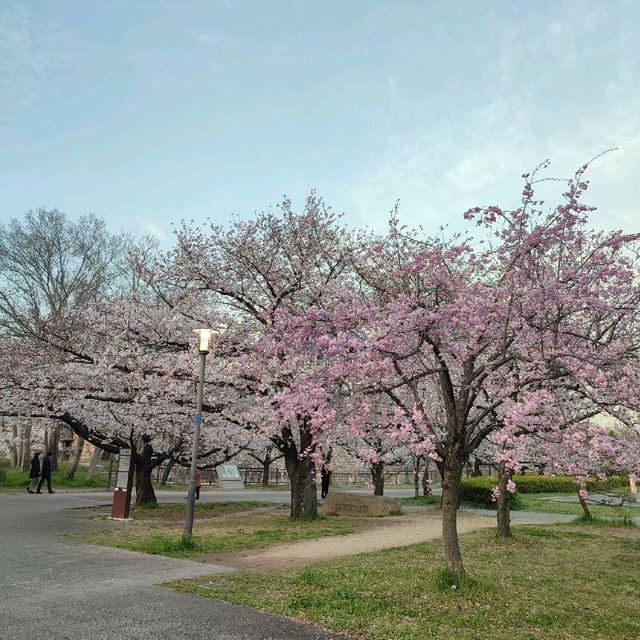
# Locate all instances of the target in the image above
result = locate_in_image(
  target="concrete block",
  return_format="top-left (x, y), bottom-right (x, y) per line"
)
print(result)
top-left (323, 492), bottom-right (401, 516)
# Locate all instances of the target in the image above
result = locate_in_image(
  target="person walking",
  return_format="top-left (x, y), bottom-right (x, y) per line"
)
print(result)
top-left (195, 468), bottom-right (203, 500)
top-left (27, 452), bottom-right (41, 494)
top-left (36, 451), bottom-right (55, 494)
top-left (321, 466), bottom-right (331, 499)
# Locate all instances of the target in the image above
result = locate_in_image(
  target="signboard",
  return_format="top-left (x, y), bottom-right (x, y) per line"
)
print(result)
top-left (217, 464), bottom-right (243, 490)
top-left (218, 464), bottom-right (241, 481)
top-left (116, 449), bottom-right (132, 488)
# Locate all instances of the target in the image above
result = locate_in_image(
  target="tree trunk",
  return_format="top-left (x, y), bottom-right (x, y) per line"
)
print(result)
top-left (496, 461), bottom-right (512, 538)
top-left (65, 436), bottom-right (85, 481)
top-left (286, 453), bottom-right (317, 519)
top-left (422, 464), bottom-right (432, 496)
top-left (577, 488), bottom-right (592, 520)
top-left (441, 447), bottom-right (465, 577)
top-left (283, 421), bottom-right (318, 520)
top-left (20, 421), bottom-right (32, 472)
top-left (85, 446), bottom-right (102, 479)
top-left (50, 425), bottom-right (59, 472)
top-left (9, 421), bottom-right (18, 468)
top-left (160, 459), bottom-right (175, 486)
top-left (371, 461), bottom-right (385, 496)
top-left (135, 463), bottom-right (157, 506)
top-left (262, 458), bottom-right (272, 487)
top-left (414, 469), bottom-right (420, 497)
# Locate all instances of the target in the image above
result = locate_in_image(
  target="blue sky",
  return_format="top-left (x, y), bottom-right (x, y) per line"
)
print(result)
top-left (1, 0), bottom-right (638, 242)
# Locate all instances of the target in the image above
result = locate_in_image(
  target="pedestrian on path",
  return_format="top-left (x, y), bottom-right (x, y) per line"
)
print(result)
top-left (195, 468), bottom-right (203, 500)
top-left (321, 466), bottom-right (331, 499)
top-left (27, 452), bottom-right (41, 494)
top-left (37, 451), bottom-right (55, 494)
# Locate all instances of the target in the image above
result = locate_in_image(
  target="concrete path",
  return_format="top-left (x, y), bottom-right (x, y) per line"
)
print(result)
top-left (0, 491), bottom-right (352, 640)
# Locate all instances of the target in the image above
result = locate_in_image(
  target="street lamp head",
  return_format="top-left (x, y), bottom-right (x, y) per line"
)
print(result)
top-left (192, 328), bottom-right (219, 354)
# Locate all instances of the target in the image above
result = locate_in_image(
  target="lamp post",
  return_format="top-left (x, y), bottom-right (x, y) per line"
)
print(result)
top-left (183, 327), bottom-right (217, 540)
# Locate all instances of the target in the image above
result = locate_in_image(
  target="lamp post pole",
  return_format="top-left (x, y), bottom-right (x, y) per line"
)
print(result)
top-left (183, 348), bottom-right (207, 539)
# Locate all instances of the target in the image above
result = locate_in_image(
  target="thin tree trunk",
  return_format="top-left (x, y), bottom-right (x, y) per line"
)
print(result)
top-left (496, 461), bottom-right (512, 538)
top-left (50, 425), bottom-right (59, 472)
top-left (422, 464), bottom-right (432, 496)
top-left (160, 459), bottom-right (175, 486)
top-left (85, 446), bottom-right (102, 479)
top-left (65, 436), bottom-right (85, 481)
top-left (9, 421), bottom-right (18, 468)
top-left (441, 447), bottom-right (465, 577)
top-left (577, 487), bottom-right (592, 520)
top-left (414, 470), bottom-right (420, 497)
top-left (371, 461), bottom-right (385, 496)
top-left (21, 421), bottom-right (32, 472)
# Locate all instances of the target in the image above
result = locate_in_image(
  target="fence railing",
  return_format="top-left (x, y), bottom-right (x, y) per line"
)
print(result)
top-left (155, 463), bottom-right (497, 486)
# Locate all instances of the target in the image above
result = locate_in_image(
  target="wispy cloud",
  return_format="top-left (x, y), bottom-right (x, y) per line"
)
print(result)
top-left (0, 2), bottom-right (73, 125)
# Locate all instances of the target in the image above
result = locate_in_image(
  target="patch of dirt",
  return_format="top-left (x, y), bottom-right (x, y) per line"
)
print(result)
top-left (199, 510), bottom-right (497, 572)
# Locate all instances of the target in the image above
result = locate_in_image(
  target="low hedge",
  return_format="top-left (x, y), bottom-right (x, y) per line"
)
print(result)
top-left (460, 473), bottom-right (629, 507)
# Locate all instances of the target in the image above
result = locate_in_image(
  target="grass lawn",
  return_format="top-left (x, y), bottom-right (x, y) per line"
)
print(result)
top-left (69, 504), bottom-right (363, 558)
top-left (170, 524), bottom-right (640, 640)
top-left (513, 493), bottom-right (640, 519)
top-left (0, 465), bottom-right (108, 491)
top-left (129, 501), bottom-right (273, 519)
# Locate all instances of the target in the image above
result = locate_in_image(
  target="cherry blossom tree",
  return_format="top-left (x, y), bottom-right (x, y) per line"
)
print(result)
top-left (264, 161), bottom-right (640, 575)
top-left (140, 194), bottom-right (355, 518)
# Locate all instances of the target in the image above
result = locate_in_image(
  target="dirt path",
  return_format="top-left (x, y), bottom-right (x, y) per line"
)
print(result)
top-left (200, 510), bottom-right (498, 571)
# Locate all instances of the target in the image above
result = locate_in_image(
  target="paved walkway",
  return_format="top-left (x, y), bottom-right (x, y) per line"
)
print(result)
top-left (0, 491), bottom-right (352, 640)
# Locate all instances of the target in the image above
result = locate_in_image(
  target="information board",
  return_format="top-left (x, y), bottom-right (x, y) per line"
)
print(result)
top-left (218, 464), bottom-right (241, 481)
top-left (116, 449), bottom-right (132, 488)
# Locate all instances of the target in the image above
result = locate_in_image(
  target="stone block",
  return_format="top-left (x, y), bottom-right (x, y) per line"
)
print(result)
top-left (323, 491), bottom-right (402, 516)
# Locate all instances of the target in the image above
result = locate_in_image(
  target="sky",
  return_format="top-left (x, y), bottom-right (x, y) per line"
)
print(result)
top-left (1, 0), bottom-right (638, 243)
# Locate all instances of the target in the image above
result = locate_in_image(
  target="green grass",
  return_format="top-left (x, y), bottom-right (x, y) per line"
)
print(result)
top-left (513, 493), bottom-right (640, 519)
top-left (130, 501), bottom-right (272, 519)
top-left (69, 512), bottom-right (360, 558)
top-left (0, 464), bottom-right (108, 490)
top-left (572, 514), bottom-right (636, 528)
top-left (170, 525), bottom-right (640, 639)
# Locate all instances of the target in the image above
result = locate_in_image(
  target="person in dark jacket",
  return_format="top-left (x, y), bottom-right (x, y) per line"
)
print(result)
top-left (37, 451), bottom-right (55, 494)
top-left (321, 466), bottom-right (331, 499)
top-left (27, 452), bottom-right (41, 494)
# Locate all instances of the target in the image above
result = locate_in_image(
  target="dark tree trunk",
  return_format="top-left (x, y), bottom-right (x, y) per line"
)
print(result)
top-left (436, 459), bottom-right (446, 506)
top-left (414, 470), bottom-right (420, 497)
top-left (441, 446), bottom-right (465, 577)
top-left (283, 421), bottom-right (318, 520)
top-left (262, 458), bottom-right (272, 487)
top-left (371, 461), bottom-right (385, 496)
top-left (422, 464), bottom-right (432, 496)
top-left (20, 421), bottom-right (32, 472)
top-left (134, 442), bottom-right (158, 506)
top-left (496, 461), bottom-right (512, 538)
top-left (65, 436), bottom-right (85, 481)
top-left (472, 459), bottom-right (482, 476)
top-left (159, 459), bottom-right (175, 486)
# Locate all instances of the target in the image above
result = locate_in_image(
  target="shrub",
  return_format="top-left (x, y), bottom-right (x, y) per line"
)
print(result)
top-left (459, 476), bottom-right (523, 508)
top-left (461, 474), bottom-right (629, 504)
